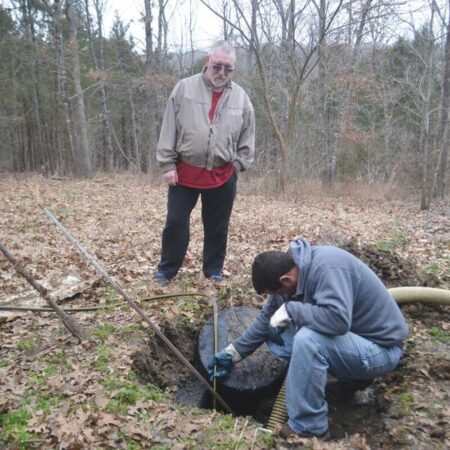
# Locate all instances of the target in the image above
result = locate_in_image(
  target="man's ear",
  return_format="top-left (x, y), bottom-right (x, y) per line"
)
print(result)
top-left (279, 267), bottom-right (299, 289)
top-left (279, 273), bottom-right (296, 288)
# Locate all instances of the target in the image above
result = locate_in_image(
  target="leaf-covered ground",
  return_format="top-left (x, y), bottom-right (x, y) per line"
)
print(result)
top-left (0, 174), bottom-right (449, 449)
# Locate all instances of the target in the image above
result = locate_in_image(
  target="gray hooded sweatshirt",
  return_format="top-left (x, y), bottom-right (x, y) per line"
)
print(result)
top-left (233, 238), bottom-right (409, 358)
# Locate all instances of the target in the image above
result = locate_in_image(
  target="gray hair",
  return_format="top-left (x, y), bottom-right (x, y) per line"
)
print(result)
top-left (209, 40), bottom-right (236, 59)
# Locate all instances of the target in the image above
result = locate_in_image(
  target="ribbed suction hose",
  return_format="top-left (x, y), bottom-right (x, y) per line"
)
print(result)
top-left (266, 286), bottom-right (450, 431)
top-left (389, 287), bottom-right (450, 305)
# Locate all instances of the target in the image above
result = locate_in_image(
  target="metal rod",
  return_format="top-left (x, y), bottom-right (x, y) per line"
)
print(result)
top-left (42, 206), bottom-right (234, 415)
top-left (212, 296), bottom-right (219, 410)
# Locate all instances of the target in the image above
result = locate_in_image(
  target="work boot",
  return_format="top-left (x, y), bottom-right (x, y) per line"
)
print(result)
top-left (207, 273), bottom-right (223, 282)
top-left (153, 271), bottom-right (170, 285)
top-left (274, 423), bottom-right (330, 441)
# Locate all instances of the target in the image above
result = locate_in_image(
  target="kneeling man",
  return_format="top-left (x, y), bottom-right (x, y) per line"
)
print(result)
top-left (209, 237), bottom-right (408, 438)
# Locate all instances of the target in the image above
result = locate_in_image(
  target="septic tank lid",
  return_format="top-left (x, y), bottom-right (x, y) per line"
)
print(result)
top-left (198, 306), bottom-right (288, 393)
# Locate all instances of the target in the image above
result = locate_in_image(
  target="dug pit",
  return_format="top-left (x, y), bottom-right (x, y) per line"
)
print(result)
top-left (131, 242), bottom-right (448, 446)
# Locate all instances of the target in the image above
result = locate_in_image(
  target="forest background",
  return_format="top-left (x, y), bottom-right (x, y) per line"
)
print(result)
top-left (1, 0), bottom-right (449, 210)
top-left (1, 2), bottom-right (450, 448)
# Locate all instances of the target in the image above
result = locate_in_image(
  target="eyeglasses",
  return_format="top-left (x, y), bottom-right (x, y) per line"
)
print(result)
top-left (212, 63), bottom-right (234, 75)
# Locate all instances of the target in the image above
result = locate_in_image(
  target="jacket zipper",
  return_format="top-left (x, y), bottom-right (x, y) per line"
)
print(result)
top-left (205, 87), bottom-right (230, 168)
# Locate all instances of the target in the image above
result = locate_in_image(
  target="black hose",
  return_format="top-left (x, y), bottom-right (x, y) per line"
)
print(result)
top-left (0, 292), bottom-right (209, 313)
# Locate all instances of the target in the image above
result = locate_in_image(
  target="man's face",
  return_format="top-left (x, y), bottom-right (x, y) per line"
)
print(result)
top-left (266, 285), bottom-right (296, 297)
top-left (264, 267), bottom-right (299, 297)
top-left (204, 49), bottom-right (235, 90)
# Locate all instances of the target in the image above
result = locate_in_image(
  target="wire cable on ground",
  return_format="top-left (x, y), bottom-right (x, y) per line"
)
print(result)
top-left (0, 293), bottom-right (209, 313)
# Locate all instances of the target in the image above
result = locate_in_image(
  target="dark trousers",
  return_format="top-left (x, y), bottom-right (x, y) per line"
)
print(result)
top-left (157, 172), bottom-right (237, 278)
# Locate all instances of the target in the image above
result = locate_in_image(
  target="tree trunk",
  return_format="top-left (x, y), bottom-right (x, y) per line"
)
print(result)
top-left (435, 4), bottom-right (450, 199)
top-left (318, 0), bottom-right (332, 187)
top-left (86, 0), bottom-right (115, 171)
top-left (330, 0), bottom-right (373, 186)
top-left (54, 0), bottom-right (79, 173)
top-left (20, 0), bottom-right (50, 171)
top-left (420, 9), bottom-right (436, 210)
top-left (67, 0), bottom-right (92, 177)
top-left (144, 0), bottom-right (154, 75)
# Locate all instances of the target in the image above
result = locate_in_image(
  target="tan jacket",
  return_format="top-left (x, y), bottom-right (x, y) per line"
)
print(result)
top-left (156, 72), bottom-right (255, 173)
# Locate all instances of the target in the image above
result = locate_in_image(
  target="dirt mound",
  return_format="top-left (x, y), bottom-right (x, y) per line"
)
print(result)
top-left (340, 241), bottom-right (440, 288)
top-left (341, 242), bottom-right (448, 324)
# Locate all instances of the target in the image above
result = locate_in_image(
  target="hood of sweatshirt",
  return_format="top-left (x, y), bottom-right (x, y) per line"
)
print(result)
top-left (288, 237), bottom-right (312, 297)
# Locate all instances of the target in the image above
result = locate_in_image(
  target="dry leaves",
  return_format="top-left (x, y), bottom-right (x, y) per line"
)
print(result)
top-left (0, 174), bottom-right (448, 449)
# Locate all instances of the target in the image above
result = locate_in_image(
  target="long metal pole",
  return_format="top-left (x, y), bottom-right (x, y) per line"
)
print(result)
top-left (43, 207), bottom-right (234, 415)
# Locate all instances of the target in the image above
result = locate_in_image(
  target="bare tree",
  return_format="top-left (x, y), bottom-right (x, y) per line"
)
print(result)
top-left (435, 0), bottom-right (450, 199)
top-left (85, 0), bottom-right (114, 170)
top-left (200, 0), bottom-right (344, 190)
top-left (17, 0), bottom-right (51, 171)
top-left (325, 0), bottom-right (376, 187)
top-left (54, 0), bottom-right (79, 173)
top-left (144, 0), bottom-right (154, 75)
top-left (67, 0), bottom-right (92, 177)
top-left (419, 19), bottom-right (436, 210)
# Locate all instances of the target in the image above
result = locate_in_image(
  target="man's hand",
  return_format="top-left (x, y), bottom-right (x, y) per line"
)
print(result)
top-left (163, 169), bottom-right (178, 186)
top-left (268, 303), bottom-right (291, 346)
top-left (207, 343), bottom-right (242, 380)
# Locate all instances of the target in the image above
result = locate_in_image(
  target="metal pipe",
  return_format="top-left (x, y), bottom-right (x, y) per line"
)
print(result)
top-left (42, 206), bottom-right (234, 415)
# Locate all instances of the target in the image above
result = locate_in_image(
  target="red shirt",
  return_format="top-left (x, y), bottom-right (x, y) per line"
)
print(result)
top-left (177, 90), bottom-right (235, 189)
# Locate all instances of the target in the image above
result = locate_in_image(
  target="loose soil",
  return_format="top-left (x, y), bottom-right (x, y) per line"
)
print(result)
top-left (0, 175), bottom-right (448, 449)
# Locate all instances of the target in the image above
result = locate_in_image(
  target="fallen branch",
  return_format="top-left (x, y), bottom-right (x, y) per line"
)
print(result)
top-left (42, 206), bottom-right (235, 415)
top-left (0, 242), bottom-right (89, 342)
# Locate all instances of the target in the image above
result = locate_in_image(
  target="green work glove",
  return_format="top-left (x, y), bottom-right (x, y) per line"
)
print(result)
top-left (207, 343), bottom-right (242, 380)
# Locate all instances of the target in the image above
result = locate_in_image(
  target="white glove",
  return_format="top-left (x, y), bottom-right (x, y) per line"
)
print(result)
top-left (269, 303), bottom-right (291, 328)
top-left (224, 343), bottom-right (243, 363)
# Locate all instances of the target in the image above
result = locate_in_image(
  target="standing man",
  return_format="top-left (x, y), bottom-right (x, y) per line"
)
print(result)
top-left (154, 41), bottom-right (255, 284)
top-left (209, 238), bottom-right (408, 438)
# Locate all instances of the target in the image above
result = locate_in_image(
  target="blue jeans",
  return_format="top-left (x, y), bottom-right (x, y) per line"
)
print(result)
top-left (268, 325), bottom-right (402, 436)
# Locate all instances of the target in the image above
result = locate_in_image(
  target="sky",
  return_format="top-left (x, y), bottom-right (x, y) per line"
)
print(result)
top-left (102, 0), bottom-right (448, 55)
top-left (103, 0), bottom-right (222, 52)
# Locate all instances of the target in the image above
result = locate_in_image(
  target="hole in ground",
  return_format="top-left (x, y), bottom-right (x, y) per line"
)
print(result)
top-left (131, 319), bottom-right (387, 444)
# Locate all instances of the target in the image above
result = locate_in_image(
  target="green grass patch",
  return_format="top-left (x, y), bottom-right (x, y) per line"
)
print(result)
top-left (105, 286), bottom-right (119, 302)
top-left (374, 227), bottom-right (407, 253)
top-left (0, 407), bottom-right (34, 449)
top-left (94, 324), bottom-right (118, 342)
top-left (27, 365), bottom-right (59, 388)
top-left (28, 352), bottom-right (73, 387)
top-left (119, 324), bottom-right (142, 337)
top-left (428, 326), bottom-right (449, 343)
top-left (17, 337), bottom-right (37, 352)
top-left (95, 344), bottom-right (113, 373)
top-left (399, 393), bottom-right (414, 414)
top-left (203, 415), bottom-right (248, 449)
top-left (0, 357), bottom-right (9, 368)
top-left (257, 429), bottom-right (274, 447)
top-left (102, 375), bottom-right (165, 415)
top-left (34, 393), bottom-right (66, 415)
top-left (423, 263), bottom-right (440, 274)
